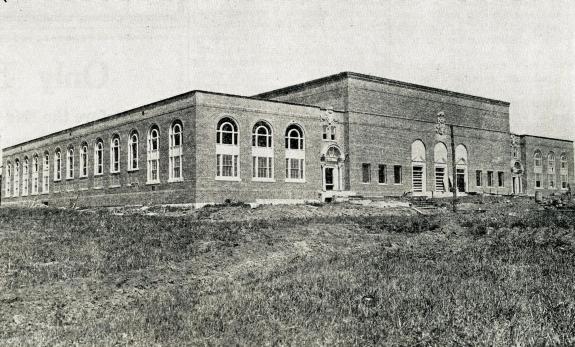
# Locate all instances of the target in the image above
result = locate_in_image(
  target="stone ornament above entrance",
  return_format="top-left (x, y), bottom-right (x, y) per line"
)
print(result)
top-left (321, 109), bottom-right (339, 125)
top-left (320, 144), bottom-right (344, 163)
top-left (435, 111), bottom-right (447, 135)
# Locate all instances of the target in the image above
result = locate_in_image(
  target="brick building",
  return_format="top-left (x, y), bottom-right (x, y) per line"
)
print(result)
top-left (1, 72), bottom-right (573, 207)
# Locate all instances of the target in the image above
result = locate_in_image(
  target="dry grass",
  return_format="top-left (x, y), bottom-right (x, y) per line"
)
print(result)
top-left (0, 200), bottom-right (574, 346)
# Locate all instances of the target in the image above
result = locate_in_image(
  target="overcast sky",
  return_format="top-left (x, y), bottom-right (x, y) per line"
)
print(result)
top-left (0, 0), bottom-right (573, 151)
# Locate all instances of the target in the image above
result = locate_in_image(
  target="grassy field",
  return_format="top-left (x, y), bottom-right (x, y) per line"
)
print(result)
top-left (1, 199), bottom-right (574, 346)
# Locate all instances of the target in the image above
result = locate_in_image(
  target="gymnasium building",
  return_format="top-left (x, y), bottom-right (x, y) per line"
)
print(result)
top-left (1, 72), bottom-right (573, 207)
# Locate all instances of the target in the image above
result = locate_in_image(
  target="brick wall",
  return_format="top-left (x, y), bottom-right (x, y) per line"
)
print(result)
top-left (520, 135), bottom-right (574, 196)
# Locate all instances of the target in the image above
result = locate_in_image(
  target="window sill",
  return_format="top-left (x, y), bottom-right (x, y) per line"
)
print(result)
top-left (54, 179), bottom-right (61, 182)
top-left (393, 183), bottom-right (403, 185)
top-left (110, 171), bottom-right (121, 175)
top-left (146, 181), bottom-right (161, 185)
top-left (79, 176), bottom-right (88, 180)
top-left (378, 183), bottom-right (388, 185)
top-left (66, 178), bottom-right (74, 181)
top-left (94, 173), bottom-right (103, 177)
top-left (109, 185), bottom-right (121, 189)
top-left (79, 188), bottom-right (89, 191)
top-left (215, 176), bottom-right (242, 182)
top-left (285, 178), bottom-right (306, 183)
top-left (93, 186), bottom-right (104, 190)
top-left (168, 178), bottom-right (184, 183)
top-left (127, 168), bottom-right (139, 172)
top-left (361, 182), bottom-right (371, 184)
top-left (252, 178), bottom-right (275, 183)
top-left (41, 192), bottom-right (49, 195)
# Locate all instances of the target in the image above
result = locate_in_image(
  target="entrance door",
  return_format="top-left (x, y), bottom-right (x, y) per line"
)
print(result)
top-left (456, 168), bottom-right (466, 192)
top-left (325, 167), bottom-right (334, 191)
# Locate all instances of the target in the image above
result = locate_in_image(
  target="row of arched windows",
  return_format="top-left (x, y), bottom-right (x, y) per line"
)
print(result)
top-left (4, 121), bottom-right (183, 198)
top-left (533, 150), bottom-right (569, 189)
top-left (215, 117), bottom-right (306, 181)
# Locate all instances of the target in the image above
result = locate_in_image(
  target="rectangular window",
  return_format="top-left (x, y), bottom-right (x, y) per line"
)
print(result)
top-left (216, 154), bottom-right (239, 178)
top-left (172, 156), bottom-right (181, 180)
top-left (435, 167), bottom-right (446, 192)
top-left (322, 125), bottom-right (328, 140)
top-left (548, 174), bottom-right (555, 189)
top-left (487, 171), bottom-right (494, 187)
top-left (394, 165), bottom-right (402, 184)
top-left (378, 164), bottom-right (387, 184)
top-left (285, 158), bottom-right (304, 180)
top-left (330, 126), bottom-right (336, 140)
top-left (476, 170), bottom-right (482, 187)
top-left (498, 172), bottom-right (504, 187)
top-left (362, 163), bottom-right (371, 183)
top-left (535, 173), bottom-right (542, 188)
top-left (253, 156), bottom-right (273, 179)
top-left (561, 174), bottom-right (568, 189)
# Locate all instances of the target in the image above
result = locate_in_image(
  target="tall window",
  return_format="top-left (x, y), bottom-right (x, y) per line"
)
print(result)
top-left (129, 131), bottom-right (139, 171)
top-left (378, 164), bottom-right (387, 184)
top-left (42, 152), bottom-right (50, 193)
top-left (216, 117), bottom-right (240, 180)
top-left (535, 173), bottom-right (542, 189)
top-left (14, 160), bottom-right (20, 196)
top-left (434, 143), bottom-right (448, 192)
top-left (548, 152), bottom-right (555, 189)
top-left (487, 171), bottom-right (494, 187)
top-left (5, 162), bottom-right (11, 197)
top-left (411, 140), bottom-right (426, 193)
top-left (94, 140), bottom-right (103, 175)
top-left (32, 155), bottom-right (39, 194)
top-left (393, 165), bottom-right (402, 184)
top-left (80, 144), bottom-right (88, 177)
top-left (476, 170), bottom-right (482, 187)
top-left (66, 147), bottom-right (74, 179)
top-left (169, 121), bottom-right (183, 181)
top-left (147, 125), bottom-right (160, 183)
top-left (534, 150), bottom-right (542, 169)
top-left (498, 172), bottom-right (504, 187)
top-left (285, 123), bottom-right (305, 181)
top-left (22, 157), bottom-right (29, 196)
top-left (110, 135), bottom-right (120, 173)
top-left (362, 163), bottom-right (371, 183)
top-left (560, 153), bottom-right (568, 189)
top-left (252, 121), bottom-right (273, 180)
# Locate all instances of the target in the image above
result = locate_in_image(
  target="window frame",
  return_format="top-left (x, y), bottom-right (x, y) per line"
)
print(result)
top-left (110, 136), bottom-right (121, 174)
top-left (128, 131), bottom-right (139, 171)
top-left (393, 165), bottom-right (402, 185)
top-left (54, 150), bottom-right (62, 181)
top-left (66, 147), bottom-right (75, 180)
top-left (94, 140), bottom-right (104, 176)
top-left (378, 164), bottom-right (387, 184)
top-left (362, 163), bottom-right (371, 183)
top-left (147, 125), bottom-right (161, 184)
top-left (285, 124), bottom-right (305, 183)
top-left (169, 121), bottom-right (184, 182)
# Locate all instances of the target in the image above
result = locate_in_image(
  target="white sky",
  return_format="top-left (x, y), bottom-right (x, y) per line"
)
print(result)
top-left (0, 0), bottom-right (574, 152)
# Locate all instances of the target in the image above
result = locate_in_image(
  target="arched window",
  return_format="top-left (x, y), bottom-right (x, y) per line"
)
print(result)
top-left (455, 144), bottom-right (468, 193)
top-left (169, 121), bottom-right (183, 181)
top-left (216, 117), bottom-right (238, 145)
top-left (54, 149), bottom-right (62, 181)
top-left (434, 143), bottom-right (448, 192)
top-left (14, 159), bottom-right (20, 196)
top-left (285, 124), bottom-right (304, 150)
top-left (147, 125), bottom-right (160, 183)
top-left (22, 157), bottom-right (29, 196)
top-left (80, 143), bottom-right (88, 177)
top-left (42, 152), bottom-right (50, 193)
top-left (128, 131), bottom-right (139, 171)
top-left (252, 121), bottom-right (274, 180)
top-left (548, 152), bottom-right (556, 189)
top-left (94, 140), bottom-right (103, 175)
top-left (66, 147), bottom-right (75, 179)
top-left (216, 117), bottom-right (240, 180)
top-left (534, 150), bottom-right (542, 168)
top-left (5, 161), bottom-right (11, 197)
top-left (560, 153), bottom-right (568, 189)
top-left (32, 155), bottom-right (39, 194)
top-left (285, 124), bottom-right (305, 181)
top-left (410, 140), bottom-right (426, 194)
top-left (110, 135), bottom-right (120, 173)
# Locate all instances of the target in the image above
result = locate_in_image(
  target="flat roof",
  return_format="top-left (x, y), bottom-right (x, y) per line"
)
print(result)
top-left (3, 90), bottom-right (331, 152)
top-left (519, 134), bottom-right (573, 143)
top-left (254, 71), bottom-right (510, 106)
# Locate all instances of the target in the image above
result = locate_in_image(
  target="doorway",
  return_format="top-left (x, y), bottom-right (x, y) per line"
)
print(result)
top-left (456, 168), bottom-right (466, 192)
top-left (512, 176), bottom-right (522, 194)
top-left (325, 167), bottom-right (334, 191)
top-left (323, 166), bottom-right (340, 191)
